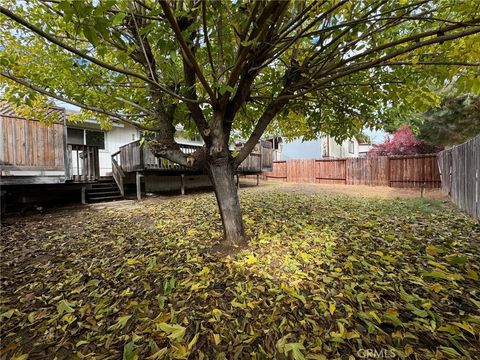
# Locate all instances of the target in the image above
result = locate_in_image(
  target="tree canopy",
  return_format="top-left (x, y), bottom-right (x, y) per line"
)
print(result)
top-left (1, 0), bottom-right (480, 243)
top-left (1, 0), bottom-right (479, 148)
top-left (418, 94), bottom-right (480, 146)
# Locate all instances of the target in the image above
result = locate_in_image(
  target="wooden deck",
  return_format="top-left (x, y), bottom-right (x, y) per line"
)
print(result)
top-left (113, 140), bottom-right (272, 175)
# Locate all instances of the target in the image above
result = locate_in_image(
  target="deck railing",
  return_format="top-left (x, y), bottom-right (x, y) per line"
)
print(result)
top-left (66, 144), bottom-right (100, 182)
top-left (111, 150), bottom-right (125, 196)
top-left (115, 140), bottom-right (273, 174)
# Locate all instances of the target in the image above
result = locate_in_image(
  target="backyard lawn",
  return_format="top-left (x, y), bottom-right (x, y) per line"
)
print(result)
top-left (1, 184), bottom-right (479, 359)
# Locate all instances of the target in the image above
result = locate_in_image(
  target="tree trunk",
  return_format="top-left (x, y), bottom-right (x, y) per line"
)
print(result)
top-left (207, 157), bottom-right (247, 246)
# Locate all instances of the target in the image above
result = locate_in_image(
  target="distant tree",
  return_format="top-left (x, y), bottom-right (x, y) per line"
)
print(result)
top-left (418, 94), bottom-right (480, 146)
top-left (368, 124), bottom-right (441, 156)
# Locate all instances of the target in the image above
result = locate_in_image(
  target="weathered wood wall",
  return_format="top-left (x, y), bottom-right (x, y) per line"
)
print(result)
top-left (346, 157), bottom-right (389, 186)
top-left (317, 159), bottom-right (346, 184)
top-left (1, 115), bottom-right (66, 171)
top-left (438, 135), bottom-right (479, 220)
top-left (265, 155), bottom-right (440, 188)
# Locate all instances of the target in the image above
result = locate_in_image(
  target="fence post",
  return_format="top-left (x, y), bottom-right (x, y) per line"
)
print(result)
top-left (180, 173), bottom-right (185, 195)
top-left (136, 171), bottom-right (142, 200)
top-left (81, 186), bottom-right (86, 205)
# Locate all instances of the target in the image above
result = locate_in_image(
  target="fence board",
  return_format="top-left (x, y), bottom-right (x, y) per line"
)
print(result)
top-left (438, 134), bottom-right (479, 220)
top-left (264, 160), bottom-right (287, 180)
top-left (316, 159), bottom-right (346, 184)
top-left (346, 157), bottom-right (389, 186)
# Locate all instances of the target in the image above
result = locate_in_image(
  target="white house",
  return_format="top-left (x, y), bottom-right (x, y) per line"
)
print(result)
top-left (271, 134), bottom-right (360, 160)
top-left (66, 110), bottom-right (203, 177)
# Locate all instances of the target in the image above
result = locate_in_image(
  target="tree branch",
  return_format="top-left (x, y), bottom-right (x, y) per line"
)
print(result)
top-left (0, 70), bottom-right (159, 131)
top-left (234, 93), bottom-right (289, 167)
top-left (376, 61), bottom-right (480, 67)
top-left (0, 5), bottom-right (202, 104)
top-left (201, 1), bottom-right (216, 81)
top-left (158, 0), bottom-right (217, 103)
top-left (280, 25), bottom-right (480, 100)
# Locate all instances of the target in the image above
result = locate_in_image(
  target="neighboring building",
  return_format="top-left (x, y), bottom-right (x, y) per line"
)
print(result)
top-left (358, 142), bottom-right (374, 157)
top-left (272, 134), bottom-right (360, 160)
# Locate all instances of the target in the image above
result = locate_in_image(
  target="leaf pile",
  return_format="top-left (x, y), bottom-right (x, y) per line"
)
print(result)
top-left (1, 188), bottom-right (479, 359)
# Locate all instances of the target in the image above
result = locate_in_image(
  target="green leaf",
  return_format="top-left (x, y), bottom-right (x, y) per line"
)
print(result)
top-left (123, 341), bottom-right (138, 360)
top-left (156, 295), bottom-right (167, 309)
top-left (109, 315), bottom-right (132, 330)
top-left (83, 24), bottom-right (99, 45)
top-left (421, 270), bottom-right (464, 281)
top-left (218, 84), bottom-right (235, 96)
top-left (112, 12), bottom-right (126, 25)
top-left (57, 300), bottom-right (75, 315)
top-left (439, 347), bottom-right (461, 357)
top-left (445, 254), bottom-right (468, 265)
top-left (158, 323), bottom-right (186, 341)
top-left (284, 343), bottom-right (306, 360)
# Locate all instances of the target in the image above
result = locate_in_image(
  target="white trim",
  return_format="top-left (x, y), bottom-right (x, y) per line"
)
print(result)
top-left (1, 170), bottom-right (65, 176)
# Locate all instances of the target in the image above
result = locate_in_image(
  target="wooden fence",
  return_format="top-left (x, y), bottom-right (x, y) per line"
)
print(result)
top-left (438, 135), bottom-right (479, 220)
top-left (264, 155), bottom-right (441, 188)
top-left (1, 115), bottom-right (66, 172)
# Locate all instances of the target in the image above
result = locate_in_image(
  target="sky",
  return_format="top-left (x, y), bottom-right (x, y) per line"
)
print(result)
top-left (364, 128), bottom-right (387, 144)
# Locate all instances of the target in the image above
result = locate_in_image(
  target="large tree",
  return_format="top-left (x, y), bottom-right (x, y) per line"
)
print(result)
top-left (1, 1), bottom-right (479, 245)
top-left (418, 94), bottom-right (480, 145)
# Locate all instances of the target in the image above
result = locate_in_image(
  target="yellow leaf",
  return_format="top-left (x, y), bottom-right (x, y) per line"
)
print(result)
top-left (452, 322), bottom-right (476, 336)
top-left (188, 333), bottom-right (199, 350)
top-left (426, 244), bottom-right (439, 256)
top-left (329, 302), bottom-right (336, 315)
top-left (158, 323), bottom-right (186, 342)
top-left (466, 268), bottom-right (479, 280)
top-left (404, 344), bottom-right (414, 356)
top-left (386, 308), bottom-right (399, 317)
top-left (369, 310), bottom-right (382, 324)
top-left (12, 355), bottom-right (29, 360)
top-left (213, 333), bottom-right (221, 345)
top-left (430, 283), bottom-right (443, 293)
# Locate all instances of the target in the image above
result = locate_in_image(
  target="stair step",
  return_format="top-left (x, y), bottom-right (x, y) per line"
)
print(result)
top-left (88, 195), bottom-right (124, 201)
top-left (90, 184), bottom-right (116, 189)
top-left (87, 191), bottom-right (121, 197)
top-left (88, 187), bottom-right (118, 191)
top-left (98, 178), bottom-right (115, 182)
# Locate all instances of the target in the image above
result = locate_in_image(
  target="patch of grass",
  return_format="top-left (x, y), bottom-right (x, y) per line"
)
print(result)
top-left (401, 197), bottom-right (444, 213)
top-left (1, 188), bottom-right (479, 359)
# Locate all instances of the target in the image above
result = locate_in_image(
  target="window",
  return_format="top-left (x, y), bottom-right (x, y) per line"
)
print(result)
top-left (67, 128), bottom-right (84, 145)
top-left (348, 140), bottom-right (355, 154)
top-left (67, 128), bottom-right (105, 149)
top-left (86, 130), bottom-right (105, 149)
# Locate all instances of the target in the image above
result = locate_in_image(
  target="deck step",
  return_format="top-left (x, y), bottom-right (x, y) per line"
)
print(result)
top-left (87, 191), bottom-right (121, 197)
top-left (88, 195), bottom-right (124, 202)
top-left (89, 184), bottom-right (117, 189)
top-left (85, 177), bottom-right (123, 203)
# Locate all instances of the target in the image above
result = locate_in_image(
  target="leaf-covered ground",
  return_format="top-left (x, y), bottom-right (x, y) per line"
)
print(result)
top-left (1, 185), bottom-right (479, 359)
